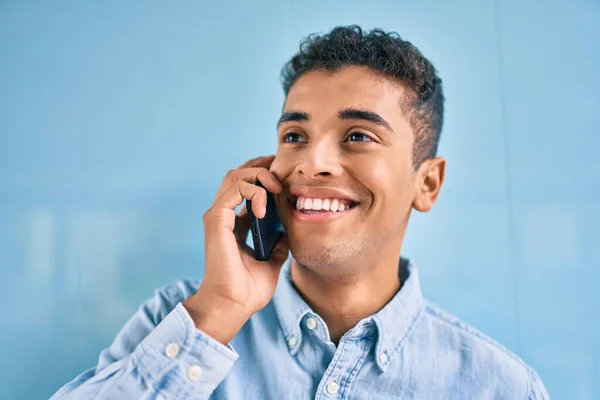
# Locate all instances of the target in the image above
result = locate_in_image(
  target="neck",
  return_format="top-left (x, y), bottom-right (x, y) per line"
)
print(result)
top-left (290, 246), bottom-right (402, 345)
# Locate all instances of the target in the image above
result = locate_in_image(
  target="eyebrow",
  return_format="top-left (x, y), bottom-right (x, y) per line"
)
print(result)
top-left (277, 108), bottom-right (394, 133)
top-left (338, 108), bottom-right (394, 133)
top-left (277, 111), bottom-right (309, 127)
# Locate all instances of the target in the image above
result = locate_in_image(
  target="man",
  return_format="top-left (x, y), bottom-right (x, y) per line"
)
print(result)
top-left (52, 26), bottom-right (549, 399)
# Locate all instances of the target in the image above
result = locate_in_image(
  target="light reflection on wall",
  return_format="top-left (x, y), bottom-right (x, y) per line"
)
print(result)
top-left (64, 211), bottom-right (130, 335)
top-left (26, 209), bottom-right (56, 326)
top-left (28, 209), bottom-right (55, 281)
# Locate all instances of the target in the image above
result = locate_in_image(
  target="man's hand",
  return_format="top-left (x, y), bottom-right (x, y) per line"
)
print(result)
top-left (183, 156), bottom-right (289, 344)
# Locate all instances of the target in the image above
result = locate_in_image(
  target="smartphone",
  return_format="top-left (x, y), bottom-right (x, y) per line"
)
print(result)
top-left (246, 182), bottom-right (285, 261)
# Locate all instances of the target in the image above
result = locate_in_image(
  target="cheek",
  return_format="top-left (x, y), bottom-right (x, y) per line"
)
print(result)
top-left (361, 155), bottom-right (413, 209)
top-left (365, 157), bottom-right (398, 189)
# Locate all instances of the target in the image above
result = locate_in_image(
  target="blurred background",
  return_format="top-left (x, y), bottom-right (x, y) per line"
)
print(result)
top-left (1, 1), bottom-right (599, 399)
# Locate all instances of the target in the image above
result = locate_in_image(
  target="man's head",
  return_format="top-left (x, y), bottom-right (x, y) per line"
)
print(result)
top-left (270, 25), bottom-right (446, 272)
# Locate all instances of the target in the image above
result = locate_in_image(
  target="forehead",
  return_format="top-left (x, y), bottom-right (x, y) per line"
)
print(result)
top-left (284, 66), bottom-right (407, 119)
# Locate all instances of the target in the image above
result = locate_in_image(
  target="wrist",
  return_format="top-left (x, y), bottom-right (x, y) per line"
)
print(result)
top-left (183, 288), bottom-right (251, 345)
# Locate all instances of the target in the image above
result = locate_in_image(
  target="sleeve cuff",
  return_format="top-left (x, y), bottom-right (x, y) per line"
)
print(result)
top-left (133, 302), bottom-right (238, 398)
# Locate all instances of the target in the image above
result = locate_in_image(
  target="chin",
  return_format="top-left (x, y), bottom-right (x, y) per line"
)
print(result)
top-left (288, 235), bottom-right (356, 271)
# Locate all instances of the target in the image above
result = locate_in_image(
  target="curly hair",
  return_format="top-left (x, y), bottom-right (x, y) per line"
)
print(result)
top-left (280, 25), bottom-right (444, 169)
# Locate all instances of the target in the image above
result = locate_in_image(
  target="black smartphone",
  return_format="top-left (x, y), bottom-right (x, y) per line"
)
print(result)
top-left (246, 182), bottom-right (285, 261)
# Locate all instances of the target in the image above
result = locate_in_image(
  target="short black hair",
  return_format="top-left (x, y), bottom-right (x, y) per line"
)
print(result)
top-left (280, 25), bottom-right (444, 169)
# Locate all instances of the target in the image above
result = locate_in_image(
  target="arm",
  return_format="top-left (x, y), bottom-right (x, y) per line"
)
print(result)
top-left (51, 155), bottom-right (290, 399)
top-left (50, 283), bottom-right (238, 400)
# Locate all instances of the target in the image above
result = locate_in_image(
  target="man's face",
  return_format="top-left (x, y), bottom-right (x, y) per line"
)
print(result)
top-left (270, 66), bottom-right (422, 269)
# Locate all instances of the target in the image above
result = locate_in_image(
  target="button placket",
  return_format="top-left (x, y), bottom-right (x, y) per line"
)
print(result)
top-left (326, 380), bottom-right (339, 395)
top-left (315, 337), bottom-right (349, 398)
top-left (318, 332), bottom-right (374, 399)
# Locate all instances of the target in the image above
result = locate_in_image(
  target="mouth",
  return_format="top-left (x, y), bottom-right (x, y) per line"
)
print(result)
top-left (288, 196), bottom-right (359, 215)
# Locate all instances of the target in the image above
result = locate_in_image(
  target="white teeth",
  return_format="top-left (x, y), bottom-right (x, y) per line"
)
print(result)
top-left (304, 198), bottom-right (313, 210)
top-left (312, 198), bottom-right (323, 210)
top-left (330, 199), bottom-right (339, 212)
top-left (295, 196), bottom-right (354, 212)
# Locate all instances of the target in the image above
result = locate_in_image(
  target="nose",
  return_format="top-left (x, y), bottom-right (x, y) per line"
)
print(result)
top-left (295, 140), bottom-right (343, 178)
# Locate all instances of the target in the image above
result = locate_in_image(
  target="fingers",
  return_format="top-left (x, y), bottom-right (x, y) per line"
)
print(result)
top-left (205, 181), bottom-right (265, 232)
top-left (238, 155), bottom-right (275, 169)
top-left (220, 180), bottom-right (268, 217)
top-left (214, 167), bottom-right (282, 203)
top-left (205, 155), bottom-right (281, 234)
top-left (229, 167), bottom-right (282, 194)
top-left (267, 234), bottom-right (289, 267)
top-left (239, 233), bottom-right (289, 268)
top-left (233, 205), bottom-right (250, 243)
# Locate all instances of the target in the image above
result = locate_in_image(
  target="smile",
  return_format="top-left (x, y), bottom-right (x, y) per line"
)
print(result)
top-left (288, 196), bottom-right (359, 221)
top-left (294, 196), bottom-right (358, 212)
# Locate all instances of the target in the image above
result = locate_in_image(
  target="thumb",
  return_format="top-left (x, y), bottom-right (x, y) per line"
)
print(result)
top-left (268, 234), bottom-right (289, 267)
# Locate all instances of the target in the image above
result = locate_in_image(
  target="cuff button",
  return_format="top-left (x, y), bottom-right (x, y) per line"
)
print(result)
top-left (188, 365), bottom-right (203, 382)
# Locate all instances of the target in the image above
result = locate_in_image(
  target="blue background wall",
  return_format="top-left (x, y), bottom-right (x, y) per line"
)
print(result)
top-left (1, 1), bottom-right (598, 398)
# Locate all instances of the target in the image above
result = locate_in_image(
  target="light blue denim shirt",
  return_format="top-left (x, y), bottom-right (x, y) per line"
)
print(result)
top-left (51, 258), bottom-right (549, 399)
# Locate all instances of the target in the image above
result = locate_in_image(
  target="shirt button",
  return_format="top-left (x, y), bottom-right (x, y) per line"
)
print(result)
top-left (326, 380), bottom-right (339, 395)
top-left (187, 365), bottom-right (203, 382)
top-left (306, 317), bottom-right (317, 330)
top-left (379, 352), bottom-right (389, 363)
top-left (288, 336), bottom-right (298, 349)
top-left (165, 343), bottom-right (180, 359)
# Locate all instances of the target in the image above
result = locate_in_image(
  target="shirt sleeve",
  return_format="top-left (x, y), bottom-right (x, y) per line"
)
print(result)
top-left (50, 283), bottom-right (239, 400)
top-left (529, 371), bottom-right (551, 400)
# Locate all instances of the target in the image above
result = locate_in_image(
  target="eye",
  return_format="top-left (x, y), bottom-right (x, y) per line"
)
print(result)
top-left (283, 132), bottom-right (306, 143)
top-left (346, 132), bottom-right (374, 142)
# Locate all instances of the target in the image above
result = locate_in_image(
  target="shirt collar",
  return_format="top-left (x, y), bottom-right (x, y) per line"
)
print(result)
top-left (272, 257), bottom-right (425, 373)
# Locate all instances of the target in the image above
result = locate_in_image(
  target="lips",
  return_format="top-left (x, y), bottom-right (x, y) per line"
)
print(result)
top-left (285, 185), bottom-right (360, 215)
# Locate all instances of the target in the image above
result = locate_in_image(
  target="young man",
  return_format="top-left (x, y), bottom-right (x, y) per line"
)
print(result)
top-left (52, 26), bottom-right (549, 399)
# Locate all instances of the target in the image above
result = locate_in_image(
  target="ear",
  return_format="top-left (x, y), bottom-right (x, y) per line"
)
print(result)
top-left (412, 157), bottom-right (446, 212)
